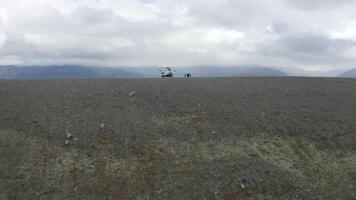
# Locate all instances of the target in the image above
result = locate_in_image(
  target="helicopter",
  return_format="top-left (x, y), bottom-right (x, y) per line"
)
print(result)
top-left (159, 67), bottom-right (175, 78)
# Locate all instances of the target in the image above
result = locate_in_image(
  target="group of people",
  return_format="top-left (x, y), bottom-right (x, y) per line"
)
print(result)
top-left (184, 73), bottom-right (192, 78)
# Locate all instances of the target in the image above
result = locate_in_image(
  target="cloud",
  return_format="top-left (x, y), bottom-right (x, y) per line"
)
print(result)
top-left (258, 33), bottom-right (356, 70)
top-left (0, 0), bottom-right (355, 71)
top-left (285, 0), bottom-right (355, 10)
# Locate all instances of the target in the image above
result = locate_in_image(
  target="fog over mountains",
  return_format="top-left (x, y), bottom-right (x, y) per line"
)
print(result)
top-left (0, 65), bottom-right (287, 79)
top-left (135, 66), bottom-right (287, 78)
top-left (339, 69), bottom-right (356, 78)
top-left (0, 65), bottom-right (141, 79)
top-left (0, 65), bottom-right (355, 79)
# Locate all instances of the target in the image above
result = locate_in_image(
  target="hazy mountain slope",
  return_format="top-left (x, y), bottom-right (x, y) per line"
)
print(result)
top-left (0, 66), bottom-right (17, 78)
top-left (281, 67), bottom-right (345, 77)
top-left (234, 67), bottom-right (287, 77)
top-left (135, 66), bottom-right (288, 78)
top-left (339, 68), bottom-right (356, 77)
top-left (0, 65), bottom-right (142, 79)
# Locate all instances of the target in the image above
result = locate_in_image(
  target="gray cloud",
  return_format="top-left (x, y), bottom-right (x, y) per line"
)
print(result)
top-left (285, 0), bottom-right (355, 10)
top-left (0, 0), bottom-right (356, 72)
top-left (259, 33), bottom-right (356, 68)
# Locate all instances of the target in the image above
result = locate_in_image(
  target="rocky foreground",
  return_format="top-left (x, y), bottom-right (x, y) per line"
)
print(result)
top-left (0, 77), bottom-right (355, 199)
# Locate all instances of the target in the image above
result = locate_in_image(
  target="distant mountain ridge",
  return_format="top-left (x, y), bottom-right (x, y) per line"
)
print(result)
top-left (3, 65), bottom-right (356, 79)
top-left (0, 65), bottom-right (142, 79)
top-left (234, 67), bottom-right (287, 77)
top-left (339, 68), bottom-right (356, 78)
top-left (0, 65), bottom-right (288, 79)
top-left (136, 66), bottom-right (288, 78)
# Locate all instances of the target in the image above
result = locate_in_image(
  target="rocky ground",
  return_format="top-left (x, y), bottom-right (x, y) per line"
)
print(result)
top-left (0, 77), bottom-right (355, 200)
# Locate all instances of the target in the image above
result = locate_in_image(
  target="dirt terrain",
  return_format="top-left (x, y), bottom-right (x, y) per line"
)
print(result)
top-left (0, 77), bottom-right (355, 200)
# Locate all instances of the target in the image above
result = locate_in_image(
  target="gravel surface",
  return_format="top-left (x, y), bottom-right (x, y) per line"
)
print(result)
top-left (0, 77), bottom-right (355, 199)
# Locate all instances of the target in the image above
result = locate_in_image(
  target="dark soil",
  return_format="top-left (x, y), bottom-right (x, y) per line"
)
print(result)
top-left (0, 77), bottom-right (355, 199)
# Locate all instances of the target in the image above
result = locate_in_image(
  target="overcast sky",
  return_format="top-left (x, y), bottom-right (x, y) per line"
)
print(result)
top-left (0, 0), bottom-right (356, 71)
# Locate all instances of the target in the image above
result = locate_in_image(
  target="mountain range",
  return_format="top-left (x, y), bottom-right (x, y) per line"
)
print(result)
top-left (0, 65), bottom-right (288, 79)
top-left (339, 68), bottom-right (356, 78)
top-left (0, 65), bottom-right (141, 79)
top-left (135, 66), bottom-right (287, 78)
top-left (1, 65), bottom-right (356, 79)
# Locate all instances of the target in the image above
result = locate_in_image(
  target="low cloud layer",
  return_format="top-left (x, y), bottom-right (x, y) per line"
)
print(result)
top-left (0, 0), bottom-right (356, 71)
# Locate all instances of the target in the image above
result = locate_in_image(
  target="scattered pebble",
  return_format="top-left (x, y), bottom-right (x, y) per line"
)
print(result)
top-left (240, 179), bottom-right (248, 189)
top-left (100, 123), bottom-right (105, 129)
top-left (129, 91), bottom-right (136, 97)
top-left (65, 132), bottom-right (73, 139)
top-left (64, 132), bottom-right (73, 145)
top-left (211, 131), bottom-right (216, 134)
top-left (214, 191), bottom-right (219, 197)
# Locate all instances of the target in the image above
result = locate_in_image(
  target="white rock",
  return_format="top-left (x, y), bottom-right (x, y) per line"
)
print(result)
top-left (65, 132), bottom-right (73, 139)
top-left (129, 91), bottom-right (136, 97)
top-left (100, 123), bottom-right (105, 128)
